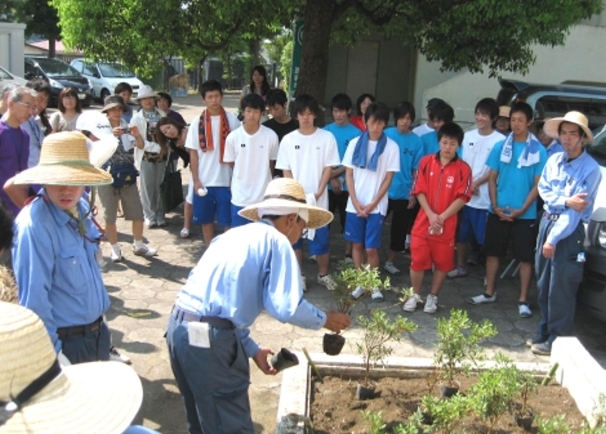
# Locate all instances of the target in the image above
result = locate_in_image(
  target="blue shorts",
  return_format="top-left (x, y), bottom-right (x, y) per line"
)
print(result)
top-left (343, 212), bottom-right (385, 249)
top-left (292, 226), bottom-right (330, 255)
top-left (457, 206), bottom-right (488, 244)
top-left (230, 204), bottom-right (252, 228)
top-left (192, 187), bottom-right (231, 227)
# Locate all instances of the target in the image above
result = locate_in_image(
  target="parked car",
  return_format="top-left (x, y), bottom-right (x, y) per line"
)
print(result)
top-left (70, 59), bottom-right (143, 101)
top-left (578, 127), bottom-right (606, 321)
top-left (24, 56), bottom-right (93, 107)
top-left (0, 65), bottom-right (28, 87)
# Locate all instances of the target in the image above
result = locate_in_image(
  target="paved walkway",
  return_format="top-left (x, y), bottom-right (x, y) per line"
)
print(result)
top-left (95, 93), bottom-right (606, 433)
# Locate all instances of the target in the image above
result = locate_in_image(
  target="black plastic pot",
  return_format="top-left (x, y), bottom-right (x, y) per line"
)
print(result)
top-left (270, 348), bottom-right (299, 372)
top-left (323, 333), bottom-right (345, 355)
top-left (513, 410), bottom-right (534, 431)
top-left (439, 383), bottom-right (459, 398)
top-left (356, 384), bottom-right (375, 400)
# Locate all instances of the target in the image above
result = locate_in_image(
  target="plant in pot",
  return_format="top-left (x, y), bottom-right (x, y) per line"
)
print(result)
top-left (511, 368), bottom-right (539, 430)
top-left (434, 309), bottom-right (497, 397)
top-left (323, 264), bottom-right (391, 356)
top-left (420, 392), bottom-right (470, 432)
top-left (355, 309), bottom-right (418, 400)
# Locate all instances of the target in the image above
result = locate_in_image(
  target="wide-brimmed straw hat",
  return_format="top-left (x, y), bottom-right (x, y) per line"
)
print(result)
top-left (101, 95), bottom-right (127, 113)
top-left (134, 85), bottom-right (158, 101)
top-left (544, 111), bottom-right (593, 143)
top-left (239, 178), bottom-right (333, 229)
top-left (498, 106), bottom-right (511, 118)
top-left (0, 302), bottom-right (143, 434)
top-left (13, 131), bottom-right (115, 186)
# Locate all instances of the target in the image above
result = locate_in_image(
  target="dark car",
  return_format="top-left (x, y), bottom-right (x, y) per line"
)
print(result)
top-left (24, 56), bottom-right (93, 107)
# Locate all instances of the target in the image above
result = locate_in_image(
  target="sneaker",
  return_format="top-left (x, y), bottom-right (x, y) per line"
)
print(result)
top-left (132, 243), bottom-right (158, 257)
top-left (404, 241), bottom-right (411, 251)
top-left (530, 342), bottom-right (551, 356)
top-left (467, 293), bottom-right (497, 305)
top-left (145, 219), bottom-right (157, 228)
top-left (109, 346), bottom-right (132, 364)
top-left (467, 257), bottom-right (479, 266)
top-left (157, 220), bottom-right (167, 227)
top-left (519, 303), bottom-right (532, 318)
top-left (384, 262), bottom-right (401, 275)
top-left (403, 294), bottom-right (422, 312)
top-left (180, 228), bottom-right (190, 238)
top-left (447, 266), bottom-right (468, 278)
top-left (526, 335), bottom-right (548, 348)
top-left (308, 255), bottom-right (317, 263)
top-left (301, 276), bottom-right (307, 293)
top-left (370, 288), bottom-right (384, 302)
top-left (317, 274), bottom-right (337, 290)
top-left (110, 246), bottom-right (122, 263)
top-left (424, 294), bottom-right (438, 313)
top-left (350, 286), bottom-right (366, 300)
top-left (344, 256), bottom-right (354, 265)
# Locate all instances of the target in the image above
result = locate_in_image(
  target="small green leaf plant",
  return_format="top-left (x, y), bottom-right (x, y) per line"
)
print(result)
top-left (356, 310), bottom-right (418, 385)
top-left (421, 393), bottom-right (470, 433)
top-left (516, 367), bottom-right (539, 418)
top-left (361, 409), bottom-right (423, 434)
top-left (434, 309), bottom-right (497, 387)
top-left (334, 263), bottom-right (391, 311)
top-left (536, 414), bottom-right (573, 434)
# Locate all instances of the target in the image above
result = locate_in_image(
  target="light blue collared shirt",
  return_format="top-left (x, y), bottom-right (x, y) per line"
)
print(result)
top-left (12, 190), bottom-right (110, 352)
top-left (175, 220), bottom-right (327, 357)
top-left (539, 150), bottom-right (602, 245)
top-left (546, 140), bottom-right (564, 158)
top-left (21, 115), bottom-right (45, 168)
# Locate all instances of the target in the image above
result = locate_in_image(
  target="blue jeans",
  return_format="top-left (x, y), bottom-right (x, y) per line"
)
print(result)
top-left (535, 216), bottom-right (585, 345)
top-left (166, 313), bottom-right (254, 434)
top-left (60, 321), bottom-right (111, 364)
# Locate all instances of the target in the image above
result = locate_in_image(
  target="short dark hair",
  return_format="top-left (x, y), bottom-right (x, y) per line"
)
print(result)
top-left (437, 122), bottom-right (464, 145)
top-left (200, 79), bottom-right (223, 98)
top-left (429, 102), bottom-right (455, 123)
top-left (558, 121), bottom-right (586, 138)
top-left (58, 87), bottom-right (82, 113)
top-left (266, 88), bottom-right (288, 107)
top-left (356, 93), bottom-right (376, 114)
top-left (510, 102), bottom-right (533, 122)
top-left (475, 98), bottom-right (499, 120)
top-left (157, 91), bottom-right (173, 108)
top-left (26, 79), bottom-right (51, 96)
top-left (330, 93), bottom-right (353, 112)
top-left (292, 94), bottom-right (319, 117)
top-left (0, 201), bottom-right (13, 253)
top-left (241, 93), bottom-right (265, 112)
top-left (393, 101), bottom-right (416, 122)
top-left (114, 82), bottom-right (133, 95)
top-left (364, 102), bottom-right (389, 124)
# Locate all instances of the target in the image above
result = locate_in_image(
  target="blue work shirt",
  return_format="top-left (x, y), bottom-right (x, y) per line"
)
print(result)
top-left (323, 122), bottom-right (362, 192)
top-left (539, 150), bottom-right (602, 245)
top-left (175, 220), bottom-right (327, 358)
top-left (12, 189), bottom-right (110, 353)
top-left (385, 127), bottom-right (423, 200)
top-left (546, 140), bottom-right (564, 158)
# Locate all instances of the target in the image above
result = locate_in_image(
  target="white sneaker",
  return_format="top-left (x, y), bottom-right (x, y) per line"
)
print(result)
top-left (308, 255), bottom-right (317, 263)
top-left (467, 293), bottom-right (497, 304)
top-left (110, 246), bottom-right (122, 263)
top-left (350, 286), bottom-right (366, 299)
top-left (403, 294), bottom-right (422, 312)
top-left (132, 243), bottom-right (158, 257)
top-left (109, 346), bottom-right (131, 364)
top-left (317, 274), bottom-right (337, 290)
top-left (344, 256), bottom-right (354, 265)
top-left (424, 294), bottom-right (438, 313)
top-left (370, 288), bottom-right (384, 302)
top-left (518, 303), bottom-right (532, 318)
top-left (447, 266), bottom-right (468, 278)
top-left (384, 262), bottom-right (401, 275)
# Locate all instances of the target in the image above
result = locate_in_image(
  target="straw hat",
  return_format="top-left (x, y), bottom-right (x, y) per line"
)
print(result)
top-left (134, 85), bottom-right (158, 101)
top-left (13, 131), bottom-right (115, 186)
top-left (544, 111), bottom-right (593, 143)
top-left (0, 302), bottom-right (142, 434)
top-left (101, 95), bottom-right (127, 113)
top-left (238, 178), bottom-right (333, 229)
top-left (498, 106), bottom-right (511, 118)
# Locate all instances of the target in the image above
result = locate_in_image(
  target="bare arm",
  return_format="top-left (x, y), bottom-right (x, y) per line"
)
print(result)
top-left (315, 166), bottom-right (332, 200)
top-left (3, 177), bottom-right (29, 210)
top-left (189, 149), bottom-right (203, 190)
top-left (283, 170), bottom-right (293, 179)
top-left (364, 171), bottom-right (394, 213)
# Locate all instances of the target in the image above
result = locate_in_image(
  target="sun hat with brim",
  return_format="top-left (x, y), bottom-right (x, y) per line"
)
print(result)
top-left (0, 302), bottom-right (143, 434)
top-left (101, 94), bottom-right (127, 113)
top-left (75, 111), bottom-right (121, 167)
top-left (498, 106), bottom-right (511, 118)
top-left (544, 111), bottom-right (593, 143)
top-left (238, 178), bottom-right (333, 229)
top-left (12, 131), bottom-right (114, 186)
top-left (134, 85), bottom-right (159, 101)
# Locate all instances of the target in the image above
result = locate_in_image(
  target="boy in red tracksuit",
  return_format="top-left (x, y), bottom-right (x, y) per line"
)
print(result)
top-left (403, 122), bottom-right (472, 314)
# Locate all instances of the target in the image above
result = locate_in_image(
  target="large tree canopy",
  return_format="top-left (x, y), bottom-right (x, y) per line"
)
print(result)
top-left (9, 0), bottom-right (61, 57)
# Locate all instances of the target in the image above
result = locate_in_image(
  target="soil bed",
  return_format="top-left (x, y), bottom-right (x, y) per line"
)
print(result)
top-left (311, 375), bottom-right (584, 433)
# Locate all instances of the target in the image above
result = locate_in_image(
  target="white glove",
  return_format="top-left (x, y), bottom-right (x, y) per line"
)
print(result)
top-left (58, 350), bottom-right (71, 366)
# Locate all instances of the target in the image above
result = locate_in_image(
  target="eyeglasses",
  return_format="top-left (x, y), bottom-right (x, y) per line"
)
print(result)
top-left (17, 102), bottom-right (35, 111)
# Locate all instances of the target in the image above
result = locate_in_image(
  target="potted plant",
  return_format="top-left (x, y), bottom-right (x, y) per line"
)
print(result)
top-left (434, 309), bottom-right (497, 397)
top-left (512, 368), bottom-right (539, 430)
top-left (355, 309), bottom-right (418, 399)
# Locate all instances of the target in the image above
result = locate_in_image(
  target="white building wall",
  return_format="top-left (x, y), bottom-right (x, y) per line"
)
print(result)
top-left (0, 23), bottom-right (26, 77)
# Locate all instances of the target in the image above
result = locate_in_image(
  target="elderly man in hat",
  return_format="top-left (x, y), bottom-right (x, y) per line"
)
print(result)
top-left (528, 111), bottom-right (602, 356)
top-left (166, 177), bottom-right (351, 434)
top-left (10, 131), bottom-right (119, 364)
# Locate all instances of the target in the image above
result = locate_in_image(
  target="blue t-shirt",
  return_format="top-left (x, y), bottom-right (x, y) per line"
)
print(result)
top-left (385, 127), bottom-right (423, 200)
top-left (422, 130), bottom-right (439, 156)
top-left (486, 139), bottom-right (548, 220)
top-left (323, 122), bottom-right (362, 191)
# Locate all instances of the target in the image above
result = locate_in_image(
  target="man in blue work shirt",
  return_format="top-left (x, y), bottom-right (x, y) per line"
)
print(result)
top-left (11, 131), bottom-right (118, 364)
top-left (528, 111), bottom-right (602, 356)
top-left (166, 177), bottom-right (351, 434)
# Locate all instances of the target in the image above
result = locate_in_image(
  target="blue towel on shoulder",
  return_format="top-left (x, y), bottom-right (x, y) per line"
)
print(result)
top-left (351, 131), bottom-right (387, 171)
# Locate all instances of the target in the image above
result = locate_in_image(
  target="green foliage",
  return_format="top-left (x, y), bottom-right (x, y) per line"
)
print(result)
top-left (536, 414), bottom-right (574, 434)
top-left (333, 264), bottom-right (390, 314)
top-left (356, 310), bottom-right (417, 384)
top-left (362, 410), bottom-right (387, 434)
top-left (278, 39), bottom-right (293, 91)
top-left (361, 409), bottom-right (422, 434)
top-left (421, 393), bottom-right (470, 433)
top-left (434, 309), bottom-right (497, 386)
top-left (11, 0), bottom-right (61, 53)
top-left (516, 369), bottom-right (539, 416)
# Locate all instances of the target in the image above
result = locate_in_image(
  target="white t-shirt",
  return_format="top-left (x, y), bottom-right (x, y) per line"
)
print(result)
top-left (276, 128), bottom-right (340, 210)
top-left (223, 125), bottom-right (279, 206)
top-left (343, 136), bottom-right (400, 216)
top-left (460, 129), bottom-right (505, 209)
top-left (185, 112), bottom-right (240, 187)
top-left (412, 122), bottom-right (433, 137)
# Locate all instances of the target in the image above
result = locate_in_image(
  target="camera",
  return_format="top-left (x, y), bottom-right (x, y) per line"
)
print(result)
top-left (122, 126), bottom-right (131, 134)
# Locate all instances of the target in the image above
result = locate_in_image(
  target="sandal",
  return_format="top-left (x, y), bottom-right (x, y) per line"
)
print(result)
top-left (180, 228), bottom-right (190, 238)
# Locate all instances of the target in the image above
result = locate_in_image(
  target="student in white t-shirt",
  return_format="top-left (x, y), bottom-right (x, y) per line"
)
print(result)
top-left (185, 80), bottom-right (240, 245)
top-left (224, 93), bottom-right (279, 227)
top-left (276, 94), bottom-right (340, 291)
top-left (448, 98), bottom-right (504, 278)
top-left (412, 98), bottom-right (445, 137)
top-left (343, 103), bottom-right (400, 302)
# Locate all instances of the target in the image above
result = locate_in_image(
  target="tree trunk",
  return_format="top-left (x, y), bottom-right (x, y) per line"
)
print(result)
top-left (48, 37), bottom-right (56, 58)
top-left (251, 39), bottom-right (260, 66)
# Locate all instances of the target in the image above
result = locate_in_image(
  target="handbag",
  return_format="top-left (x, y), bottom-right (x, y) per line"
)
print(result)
top-left (159, 162), bottom-right (184, 213)
top-left (106, 163), bottom-right (139, 188)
